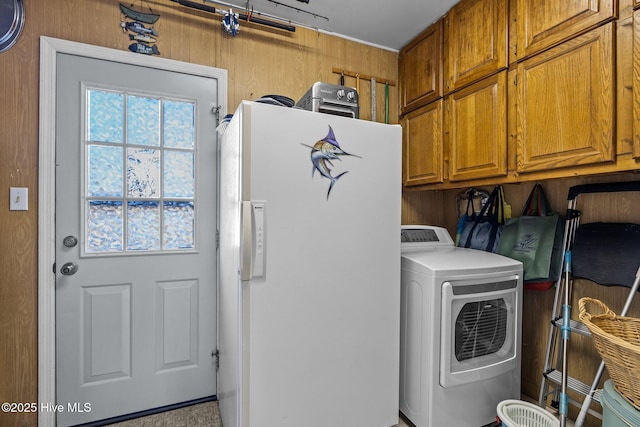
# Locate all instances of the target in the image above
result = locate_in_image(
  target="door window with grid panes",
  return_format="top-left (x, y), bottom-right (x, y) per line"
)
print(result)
top-left (84, 87), bottom-right (197, 254)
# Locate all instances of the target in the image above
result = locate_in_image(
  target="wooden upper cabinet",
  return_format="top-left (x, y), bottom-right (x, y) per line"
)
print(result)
top-left (447, 71), bottom-right (508, 182)
top-left (444, 0), bottom-right (508, 93)
top-left (402, 100), bottom-right (444, 186)
top-left (511, 0), bottom-right (615, 62)
top-left (515, 23), bottom-right (615, 173)
top-left (399, 20), bottom-right (443, 115)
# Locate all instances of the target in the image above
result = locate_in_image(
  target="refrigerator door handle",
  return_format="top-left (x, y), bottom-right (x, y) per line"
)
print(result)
top-left (241, 201), bottom-right (267, 281)
top-left (251, 201), bottom-right (266, 278)
top-left (241, 201), bottom-right (253, 281)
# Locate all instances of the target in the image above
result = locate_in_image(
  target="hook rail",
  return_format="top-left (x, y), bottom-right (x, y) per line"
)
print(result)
top-left (331, 68), bottom-right (396, 86)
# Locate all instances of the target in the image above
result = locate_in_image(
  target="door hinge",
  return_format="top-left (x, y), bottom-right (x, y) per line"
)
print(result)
top-left (212, 349), bottom-right (220, 370)
top-left (211, 105), bottom-right (221, 127)
top-left (514, 74), bottom-right (518, 86)
top-left (216, 229), bottom-right (220, 249)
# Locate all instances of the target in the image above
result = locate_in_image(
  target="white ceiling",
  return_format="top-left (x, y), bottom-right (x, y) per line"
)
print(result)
top-left (207, 0), bottom-right (459, 51)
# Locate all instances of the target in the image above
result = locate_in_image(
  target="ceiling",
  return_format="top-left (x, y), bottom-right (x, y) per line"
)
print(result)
top-left (204, 0), bottom-right (459, 51)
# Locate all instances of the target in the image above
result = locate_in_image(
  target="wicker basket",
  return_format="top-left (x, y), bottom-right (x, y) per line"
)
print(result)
top-left (578, 297), bottom-right (640, 410)
top-left (496, 400), bottom-right (559, 427)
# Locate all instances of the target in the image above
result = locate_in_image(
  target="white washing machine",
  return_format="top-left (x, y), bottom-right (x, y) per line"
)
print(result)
top-left (400, 225), bottom-right (523, 427)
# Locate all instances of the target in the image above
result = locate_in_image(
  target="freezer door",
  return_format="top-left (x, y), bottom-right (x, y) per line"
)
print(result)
top-left (239, 101), bottom-right (402, 427)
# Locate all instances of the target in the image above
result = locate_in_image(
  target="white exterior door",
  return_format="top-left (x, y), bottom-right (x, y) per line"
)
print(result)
top-left (54, 53), bottom-right (219, 426)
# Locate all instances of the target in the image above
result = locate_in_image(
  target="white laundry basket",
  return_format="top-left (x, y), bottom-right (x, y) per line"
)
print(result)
top-left (497, 400), bottom-right (560, 427)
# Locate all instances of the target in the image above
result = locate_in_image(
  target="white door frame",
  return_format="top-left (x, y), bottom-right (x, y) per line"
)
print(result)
top-left (38, 36), bottom-right (227, 427)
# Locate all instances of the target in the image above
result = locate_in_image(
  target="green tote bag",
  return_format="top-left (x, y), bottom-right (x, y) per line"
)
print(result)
top-left (497, 183), bottom-right (563, 287)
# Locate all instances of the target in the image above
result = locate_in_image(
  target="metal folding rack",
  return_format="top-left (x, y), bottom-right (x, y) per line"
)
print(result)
top-left (537, 181), bottom-right (640, 426)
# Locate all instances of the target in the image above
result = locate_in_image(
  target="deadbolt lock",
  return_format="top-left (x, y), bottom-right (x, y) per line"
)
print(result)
top-left (63, 235), bottom-right (78, 248)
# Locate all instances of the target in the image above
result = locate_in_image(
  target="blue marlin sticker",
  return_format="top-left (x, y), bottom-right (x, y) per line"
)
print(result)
top-left (301, 125), bottom-right (361, 199)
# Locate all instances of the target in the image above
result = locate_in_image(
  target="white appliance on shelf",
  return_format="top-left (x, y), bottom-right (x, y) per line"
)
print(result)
top-left (218, 101), bottom-right (402, 427)
top-left (400, 225), bottom-right (523, 427)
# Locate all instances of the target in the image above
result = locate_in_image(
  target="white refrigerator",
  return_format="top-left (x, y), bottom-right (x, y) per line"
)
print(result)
top-left (218, 101), bottom-right (401, 427)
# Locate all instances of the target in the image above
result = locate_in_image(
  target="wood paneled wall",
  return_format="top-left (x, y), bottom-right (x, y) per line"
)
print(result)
top-left (0, 1), bottom-right (398, 425)
top-left (3, 1), bottom-right (638, 426)
top-left (403, 173), bottom-right (640, 426)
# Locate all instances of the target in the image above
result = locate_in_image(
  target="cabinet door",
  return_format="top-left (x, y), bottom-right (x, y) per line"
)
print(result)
top-left (399, 20), bottom-right (443, 114)
top-left (516, 24), bottom-right (614, 173)
top-left (447, 72), bottom-right (507, 182)
top-left (511, 0), bottom-right (614, 62)
top-left (402, 100), bottom-right (443, 186)
top-left (445, 0), bottom-right (508, 92)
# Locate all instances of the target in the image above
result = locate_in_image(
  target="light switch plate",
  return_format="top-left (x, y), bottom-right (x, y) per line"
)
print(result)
top-left (10, 187), bottom-right (28, 211)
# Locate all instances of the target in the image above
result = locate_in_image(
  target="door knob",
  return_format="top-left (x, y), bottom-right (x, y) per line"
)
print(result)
top-left (60, 262), bottom-right (78, 276)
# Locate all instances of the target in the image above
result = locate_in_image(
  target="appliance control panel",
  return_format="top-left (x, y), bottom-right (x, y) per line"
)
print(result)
top-left (401, 225), bottom-right (454, 250)
top-left (296, 82), bottom-right (359, 118)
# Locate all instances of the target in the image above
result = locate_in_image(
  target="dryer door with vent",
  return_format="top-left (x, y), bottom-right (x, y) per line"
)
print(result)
top-left (440, 277), bottom-right (520, 388)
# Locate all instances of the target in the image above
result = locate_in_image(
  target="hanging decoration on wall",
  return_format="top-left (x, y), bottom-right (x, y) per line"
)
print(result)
top-left (222, 8), bottom-right (240, 36)
top-left (129, 33), bottom-right (157, 44)
top-left (0, 0), bottom-right (25, 53)
top-left (119, 2), bottom-right (160, 24)
top-left (128, 42), bottom-right (161, 55)
top-left (119, 1), bottom-right (161, 55)
top-left (123, 20), bottom-right (159, 37)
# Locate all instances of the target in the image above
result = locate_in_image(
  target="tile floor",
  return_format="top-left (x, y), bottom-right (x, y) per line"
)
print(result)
top-left (104, 402), bottom-right (413, 427)
top-left (104, 401), bottom-right (221, 427)
top-left (104, 396), bottom-right (575, 427)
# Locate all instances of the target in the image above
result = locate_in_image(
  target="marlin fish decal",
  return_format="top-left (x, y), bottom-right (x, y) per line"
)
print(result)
top-left (301, 125), bottom-right (361, 199)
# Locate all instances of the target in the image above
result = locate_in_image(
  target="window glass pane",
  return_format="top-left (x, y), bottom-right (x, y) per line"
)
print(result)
top-left (127, 96), bottom-right (160, 146)
top-left (127, 148), bottom-right (160, 198)
top-left (87, 201), bottom-right (123, 252)
top-left (88, 90), bottom-right (124, 143)
top-left (164, 201), bottom-right (194, 249)
top-left (164, 151), bottom-right (194, 198)
top-left (127, 201), bottom-right (161, 251)
top-left (88, 145), bottom-right (123, 197)
top-left (163, 100), bottom-right (195, 148)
